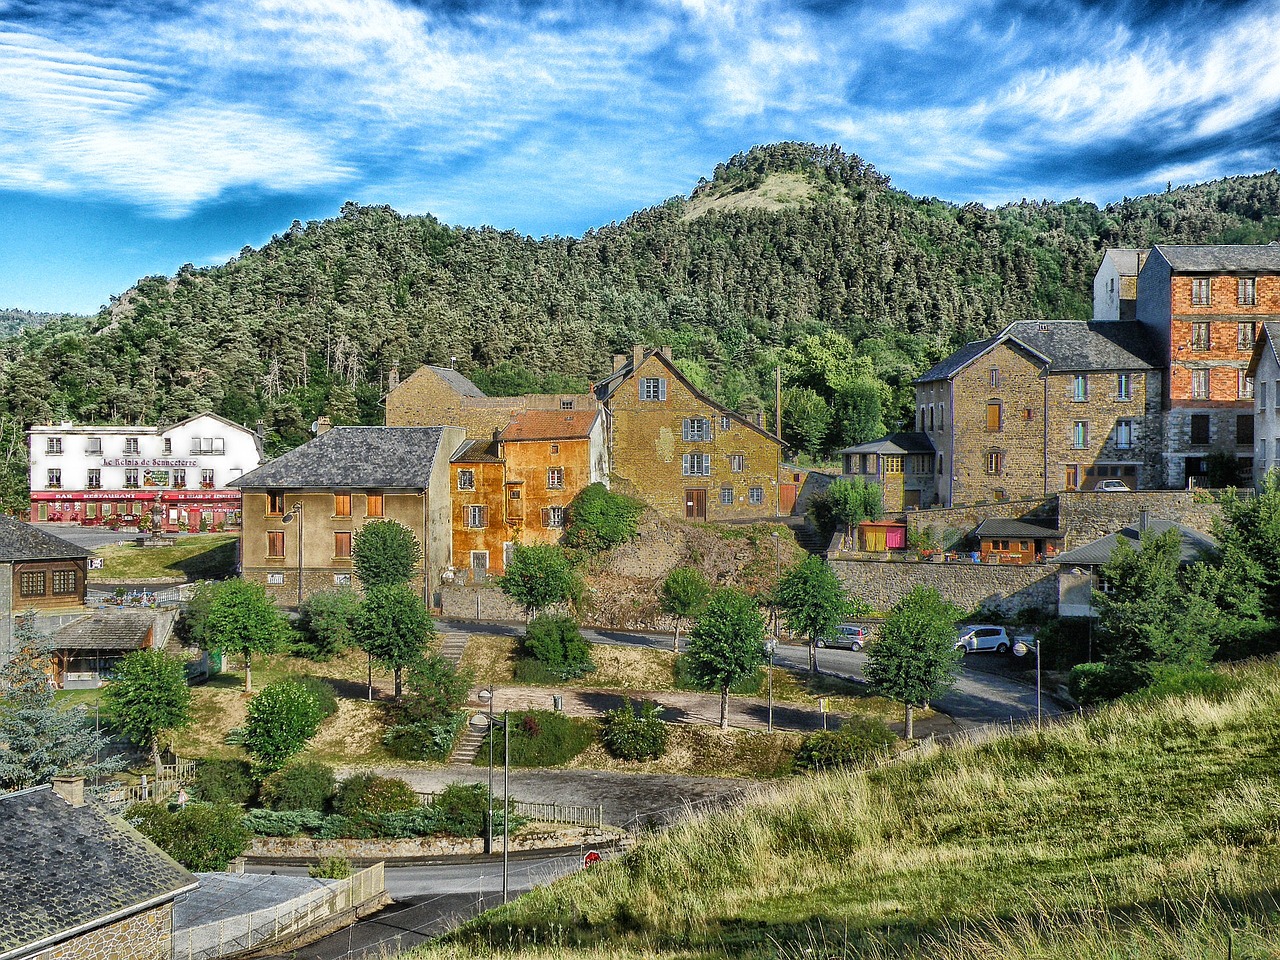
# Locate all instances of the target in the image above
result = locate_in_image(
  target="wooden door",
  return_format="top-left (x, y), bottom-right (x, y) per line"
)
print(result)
top-left (685, 488), bottom-right (707, 520)
top-left (779, 483), bottom-right (798, 515)
top-left (1064, 466), bottom-right (1078, 490)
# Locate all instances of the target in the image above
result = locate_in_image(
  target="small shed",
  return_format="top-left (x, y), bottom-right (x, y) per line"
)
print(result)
top-left (858, 520), bottom-right (908, 552)
top-left (49, 609), bottom-right (157, 688)
top-left (973, 519), bottom-right (1064, 565)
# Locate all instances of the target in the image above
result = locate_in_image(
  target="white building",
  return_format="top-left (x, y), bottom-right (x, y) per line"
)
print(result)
top-left (28, 414), bottom-right (263, 530)
top-left (1247, 321), bottom-right (1280, 487)
top-left (1092, 248), bottom-right (1146, 321)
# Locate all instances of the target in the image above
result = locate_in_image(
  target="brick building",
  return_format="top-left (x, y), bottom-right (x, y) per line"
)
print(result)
top-left (1246, 321), bottom-right (1280, 484)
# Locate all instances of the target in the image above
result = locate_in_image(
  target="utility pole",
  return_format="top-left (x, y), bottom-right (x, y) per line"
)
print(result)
top-left (775, 365), bottom-right (782, 441)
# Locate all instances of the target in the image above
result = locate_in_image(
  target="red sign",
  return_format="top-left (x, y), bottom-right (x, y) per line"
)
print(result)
top-left (583, 850), bottom-right (602, 867)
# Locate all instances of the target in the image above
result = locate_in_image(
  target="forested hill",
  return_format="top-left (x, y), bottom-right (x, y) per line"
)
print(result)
top-left (2, 141), bottom-right (1279, 505)
top-left (0, 309), bottom-right (77, 339)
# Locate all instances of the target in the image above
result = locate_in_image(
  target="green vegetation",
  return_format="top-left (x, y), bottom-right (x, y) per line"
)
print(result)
top-left (520, 614), bottom-right (593, 680)
top-left (187, 579), bottom-right (294, 692)
top-left (295, 589), bottom-right (361, 661)
top-left (563, 482), bottom-right (644, 553)
top-left (259, 761), bottom-right (337, 811)
top-left (774, 555), bottom-right (850, 671)
top-left (685, 588), bottom-right (768, 729)
top-left (128, 801), bottom-right (251, 872)
top-left (383, 653), bottom-right (472, 761)
top-left (499, 545), bottom-right (582, 620)
top-left (244, 677), bottom-right (331, 772)
top-left (809, 475), bottom-right (885, 544)
top-left (352, 519), bottom-right (423, 589)
top-left (100, 649), bottom-right (192, 771)
top-left (791, 717), bottom-right (896, 772)
top-left (354, 583), bottom-right (435, 699)
top-left (475, 710), bottom-right (596, 768)
top-left (600, 700), bottom-right (668, 762)
top-left (89, 534), bottom-right (238, 581)
top-left (332, 773), bottom-right (419, 816)
top-left (864, 586), bottom-right (963, 738)
top-left (191, 758), bottom-right (256, 805)
top-left (659, 566), bottom-right (711, 652)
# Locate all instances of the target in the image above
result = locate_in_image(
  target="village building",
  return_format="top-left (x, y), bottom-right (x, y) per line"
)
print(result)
top-left (27, 414), bottom-right (263, 531)
top-left (972, 518), bottom-right (1064, 565)
top-left (1093, 248), bottom-right (1146, 321)
top-left (230, 425), bottom-right (466, 607)
top-left (1246, 321), bottom-right (1280, 486)
top-left (838, 433), bottom-right (937, 511)
top-left (0, 515), bottom-right (89, 661)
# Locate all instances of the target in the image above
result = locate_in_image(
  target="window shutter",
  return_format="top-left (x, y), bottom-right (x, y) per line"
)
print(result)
top-left (659, 378), bottom-right (667, 400)
top-left (541, 507), bottom-right (551, 528)
top-left (682, 454), bottom-right (690, 476)
top-left (682, 419), bottom-right (691, 441)
top-left (703, 456), bottom-right (712, 476)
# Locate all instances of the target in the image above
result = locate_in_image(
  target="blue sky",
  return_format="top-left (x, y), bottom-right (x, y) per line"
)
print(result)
top-left (2, 0), bottom-right (1280, 314)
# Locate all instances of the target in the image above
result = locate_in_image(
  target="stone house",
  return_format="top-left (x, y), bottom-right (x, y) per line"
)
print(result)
top-left (1093, 248), bottom-right (1146, 321)
top-left (230, 425), bottom-right (466, 607)
top-left (1246, 320), bottom-right (1280, 486)
top-left (593, 346), bottom-right (783, 520)
top-left (837, 433), bottom-right (937, 512)
top-left (450, 439), bottom-right (510, 581)
top-left (0, 516), bottom-right (89, 662)
top-left (0, 778), bottom-right (197, 960)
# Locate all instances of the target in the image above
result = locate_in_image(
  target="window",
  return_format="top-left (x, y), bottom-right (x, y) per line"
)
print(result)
top-left (52, 569), bottom-right (77, 595)
top-left (986, 402), bottom-right (1002, 432)
top-left (729, 454), bottom-right (745, 473)
top-left (1275, 382), bottom-right (1280, 411)
top-left (46, 469), bottom-right (61, 489)
top-left (1117, 373), bottom-right (1132, 401)
top-left (334, 493), bottom-right (351, 517)
top-left (191, 437), bottom-right (225, 455)
top-left (1192, 322), bottom-right (1211, 350)
top-left (268, 491), bottom-right (285, 515)
top-left (1073, 421), bottom-right (1089, 449)
top-left (549, 444), bottom-right (559, 456)
top-left (1240, 372), bottom-right (1255, 400)
top-left (1192, 369), bottom-right (1209, 399)
top-left (882, 455), bottom-right (904, 474)
top-left (87, 468), bottom-right (101, 490)
top-left (457, 469), bottom-right (475, 491)
top-left (749, 486), bottom-right (764, 505)
top-left (267, 531), bottom-right (285, 558)
top-left (163, 438), bottom-right (172, 455)
top-left (1073, 375), bottom-right (1088, 401)
top-left (86, 437), bottom-right (102, 454)
top-left (366, 494), bottom-right (384, 518)
top-left (1239, 322), bottom-right (1256, 350)
top-left (45, 437), bottom-right (62, 454)
top-left (682, 417), bottom-right (709, 441)
top-left (124, 469), bottom-right (139, 488)
top-left (720, 486), bottom-right (734, 505)
top-left (1238, 414), bottom-right (1255, 446)
top-left (1262, 438), bottom-right (1270, 469)
top-left (560, 398), bottom-right (574, 410)
top-left (172, 469), bottom-right (186, 489)
top-left (124, 437), bottom-right (140, 454)
top-left (720, 416), bottom-right (731, 431)
top-left (19, 571), bottom-right (46, 598)
top-left (1261, 382), bottom-right (1270, 409)
top-left (990, 367), bottom-right (1000, 389)
top-left (333, 574), bottom-right (351, 586)
top-left (939, 405), bottom-right (945, 428)
top-left (466, 505), bottom-right (487, 528)
top-left (1022, 407), bottom-right (1035, 421)
top-left (509, 488), bottom-right (521, 500)
top-left (543, 506), bottom-right (564, 528)
top-left (986, 451), bottom-right (1003, 475)
top-left (682, 453), bottom-right (711, 476)
top-left (640, 377), bottom-right (667, 401)
top-left (267, 572), bottom-right (285, 585)
top-left (1115, 420), bottom-right (1134, 449)
top-left (200, 469), bottom-right (215, 489)
top-left (1191, 277), bottom-right (1211, 306)
top-left (334, 531), bottom-right (352, 559)
top-left (928, 406), bottom-right (935, 430)
top-left (1239, 277), bottom-right (1257, 306)
top-left (547, 467), bottom-right (564, 489)
top-left (1191, 414), bottom-right (1211, 445)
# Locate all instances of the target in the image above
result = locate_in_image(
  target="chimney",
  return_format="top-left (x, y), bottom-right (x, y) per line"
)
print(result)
top-left (659, 345), bottom-right (672, 360)
top-left (1138, 509), bottom-right (1149, 533)
top-left (315, 416), bottom-right (333, 436)
top-left (632, 344), bottom-right (645, 370)
top-left (52, 776), bottom-right (85, 807)
top-left (388, 360), bottom-right (400, 393)
top-left (612, 354), bottom-right (627, 373)
top-left (254, 419), bottom-right (265, 439)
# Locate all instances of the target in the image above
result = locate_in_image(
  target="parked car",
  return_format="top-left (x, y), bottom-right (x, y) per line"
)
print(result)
top-left (1094, 479), bottom-right (1131, 492)
top-left (955, 624), bottom-right (1011, 654)
top-left (817, 624), bottom-right (869, 651)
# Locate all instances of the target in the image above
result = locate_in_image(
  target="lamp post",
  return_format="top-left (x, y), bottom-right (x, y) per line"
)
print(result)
top-left (280, 502), bottom-right (303, 608)
top-left (477, 685), bottom-right (496, 855)
top-left (1013, 638), bottom-right (1041, 731)
top-left (765, 639), bottom-right (776, 733)
top-left (476, 688), bottom-right (511, 902)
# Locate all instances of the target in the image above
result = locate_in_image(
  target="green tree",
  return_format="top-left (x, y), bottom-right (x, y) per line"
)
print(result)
top-left (810, 476), bottom-right (884, 543)
top-left (244, 677), bottom-right (327, 772)
top-left (775, 555), bottom-right (851, 672)
top-left (128, 801), bottom-right (251, 871)
top-left (498, 544), bottom-right (581, 621)
top-left (782, 386), bottom-right (833, 458)
top-left (101, 649), bottom-right (192, 775)
top-left (296, 589), bottom-right (361, 661)
top-left (659, 566), bottom-right (712, 653)
top-left (199, 579), bottom-right (293, 692)
top-left (352, 519), bottom-right (423, 589)
top-left (564, 483), bottom-right (645, 553)
top-left (355, 583), bottom-right (434, 698)
top-left (863, 586), bottom-right (963, 739)
top-left (685, 588), bottom-right (768, 729)
top-left (0, 616), bottom-right (118, 790)
top-left (1215, 473), bottom-right (1280, 621)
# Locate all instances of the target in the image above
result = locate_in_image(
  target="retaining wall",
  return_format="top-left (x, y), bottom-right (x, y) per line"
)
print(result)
top-left (830, 557), bottom-right (1058, 616)
top-left (246, 825), bottom-right (621, 862)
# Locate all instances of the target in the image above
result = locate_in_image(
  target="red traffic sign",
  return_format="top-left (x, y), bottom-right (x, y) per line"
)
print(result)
top-left (583, 850), bottom-right (602, 867)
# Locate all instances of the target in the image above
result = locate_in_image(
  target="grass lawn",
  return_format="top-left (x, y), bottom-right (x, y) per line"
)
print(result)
top-left (91, 534), bottom-right (238, 581)
top-left (568, 725), bottom-right (805, 779)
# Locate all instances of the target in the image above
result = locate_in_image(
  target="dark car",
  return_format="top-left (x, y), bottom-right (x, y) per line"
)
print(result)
top-left (817, 624), bottom-right (869, 651)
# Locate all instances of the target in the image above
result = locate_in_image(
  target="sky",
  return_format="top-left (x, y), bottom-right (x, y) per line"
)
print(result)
top-left (2, 0), bottom-right (1280, 314)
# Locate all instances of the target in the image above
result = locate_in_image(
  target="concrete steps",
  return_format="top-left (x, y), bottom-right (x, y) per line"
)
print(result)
top-left (437, 630), bottom-right (469, 666)
top-left (449, 724), bottom-right (486, 766)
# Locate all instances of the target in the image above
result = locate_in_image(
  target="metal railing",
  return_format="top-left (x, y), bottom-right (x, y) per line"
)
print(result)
top-left (414, 791), bottom-right (604, 829)
top-left (173, 863), bottom-right (385, 960)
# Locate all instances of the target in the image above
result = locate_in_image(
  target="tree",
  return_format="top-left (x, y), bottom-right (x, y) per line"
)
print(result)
top-left (128, 801), bottom-right (251, 871)
top-left (863, 586), bottom-right (963, 739)
top-left (659, 566), bottom-right (711, 652)
top-left (564, 483), bottom-right (645, 553)
top-left (498, 544), bottom-right (582, 621)
top-left (354, 583), bottom-right (434, 698)
top-left (0, 616), bottom-right (118, 790)
top-left (810, 476), bottom-right (884, 543)
top-left (782, 386), bottom-right (833, 458)
top-left (244, 678), bottom-right (327, 772)
top-left (296, 589), bottom-right (361, 661)
top-left (1215, 474), bottom-right (1280, 621)
top-left (198, 579), bottom-right (293, 692)
top-left (352, 519), bottom-right (423, 589)
top-left (101, 649), bottom-right (192, 775)
top-left (775, 555), bottom-right (851, 671)
top-left (685, 588), bottom-right (767, 730)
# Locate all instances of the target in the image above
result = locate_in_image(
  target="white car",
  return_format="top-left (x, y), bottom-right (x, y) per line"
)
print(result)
top-left (1094, 479), bottom-right (1131, 492)
top-left (955, 625), bottom-right (1011, 654)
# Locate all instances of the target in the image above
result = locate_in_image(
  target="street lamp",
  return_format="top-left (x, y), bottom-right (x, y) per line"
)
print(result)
top-left (765, 639), bottom-right (776, 733)
top-left (280, 502), bottom-right (303, 608)
top-left (1013, 637), bottom-right (1041, 731)
top-left (476, 688), bottom-right (511, 903)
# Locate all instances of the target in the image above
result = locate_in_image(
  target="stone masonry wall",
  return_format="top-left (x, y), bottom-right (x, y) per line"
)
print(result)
top-left (1056, 490), bottom-right (1223, 543)
top-left (247, 825), bottom-right (619, 860)
top-left (1044, 368), bottom-right (1162, 491)
top-left (32, 903), bottom-right (172, 960)
top-left (830, 557), bottom-right (1058, 617)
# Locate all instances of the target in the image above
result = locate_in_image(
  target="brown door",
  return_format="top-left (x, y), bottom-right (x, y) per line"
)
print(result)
top-left (685, 488), bottom-right (707, 520)
top-left (779, 483), bottom-right (798, 515)
top-left (1064, 466), bottom-right (1078, 490)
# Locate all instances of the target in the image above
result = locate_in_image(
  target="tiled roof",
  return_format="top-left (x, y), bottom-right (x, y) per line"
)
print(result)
top-left (1053, 519), bottom-right (1215, 566)
top-left (1154, 244), bottom-right (1280, 273)
top-left (1004, 321), bottom-right (1160, 371)
top-left (450, 439), bottom-right (503, 464)
top-left (424, 365), bottom-right (486, 398)
top-left (52, 611), bottom-right (155, 651)
top-left (0, 516), bottom-right (90, 563)
top-left (229, 427), bottom-right (455, 489)
top-left (499, 410), bottom-right (601, 442)
top-left (0, 785), bottom-right (197, 956)
top-left (838, 432), bottom-right (936, 456)
top-left (974, 518), bottom-right (1063, 540)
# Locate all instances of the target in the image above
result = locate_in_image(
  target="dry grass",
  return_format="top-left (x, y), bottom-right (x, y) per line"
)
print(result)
top-left (298, 699), bottom-right (399, 766)
top-left (567, 725), bottom-right (804, 779)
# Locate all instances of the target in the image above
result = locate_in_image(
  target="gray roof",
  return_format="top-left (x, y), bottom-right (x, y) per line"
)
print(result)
top-left (230, 427), bottom-right (452, 490)
top-left (1101, 248), bottom-right (1144, 276)
top-left (1246, 321), bottom-right (1280, 377)
top-left (451, 439), bottom-right (502, 464)
top-left (916, 336), bottom-right (1002, 383)
top-left (0, 516), bottom-right (90, 563)
top-left (1154, 244), bottom-right (1280, 273)
top-left (974, 518), bottom-right (1063, 540)
top-left (0, 785), bottom-right (197, 956)
top-left (1003, 321), bottom-right (1160, 371)
top-left (52, 611), bottom-right (155, 651)
top-left (839, 432), bottom-right (936, 456)
top-left (424, 365), bottom-right (485, 398)
top-left (1053, 519), bottom-right (1215, 566)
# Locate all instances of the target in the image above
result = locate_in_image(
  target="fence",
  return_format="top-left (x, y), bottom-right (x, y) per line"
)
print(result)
top-left (173, 863), bottom-right (386, 960)
top-left (88, 758), bottom-right (196, 810)
top-left (414, 791), bottom-right (604, 829)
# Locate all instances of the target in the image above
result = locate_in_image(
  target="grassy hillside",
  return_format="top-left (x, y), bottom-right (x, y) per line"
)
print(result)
top-left (410, 661), bottom-right (1280, 959)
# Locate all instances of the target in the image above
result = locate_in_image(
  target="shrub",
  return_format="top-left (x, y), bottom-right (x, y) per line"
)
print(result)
top-left (475, 710), bottom-right (596, 767)
top-left (792, 717), bottom-right (896, 772)
top-left (295, 590), bottom-right (360, 661)
top-left (242, 808), bottom-right (328, 837)
top-left (522, 615), bottom-right (592, 678)
top-left (383, 713), bottom-right (466, 762)
top-left (309, 856), bottom-right (352, 879)
top-left (128, 801), bottom-right (251, 871)
top-left (563, 482), bottom-right (645, 553)
top-left (192, 759), bottom-right (256, 806)
top-left (1068, 661), bottom-right (1144, 705)
top-left (292, 676), bottom-right (338, 720)
top-left (601, 699), bottom-right (669, 761)
top-left (674, 654), bottom-right (764, 695)
top-left (259, 761), bottom-right (336, 811)
top-left (244, 678), bottom-right (327, 772)
top-left (333, 773), bottom-right (420, 816)
top-left (433, 782), bottom-right (490, 837)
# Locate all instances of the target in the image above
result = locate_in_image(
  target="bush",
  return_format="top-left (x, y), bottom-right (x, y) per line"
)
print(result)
top-left (521, 615), bottom-right (592, 678)
top-left (383, 713), bottom-right (466, 762)
top-left (333, 773), bottom-right (419, 816)
top-left (674, 655), bottom-right (764, 695)
top-left (563, 482), bottom-right (645, 553)
top-left (292, 676), bottom-right (338, 720)
top-left (192, 759), bottom-right (256, 806)
top-left (792, 717), bottom-right (896, 772)
top-left (1068, 661), bottom-right (1144, 705)
top-left (601, 699), bottom-right (669, 761)
top-left (242, 808), bottom-right (328, 837)
top-left (128, 801), bottom-right (251, 871)
top-left (433, 782), bottom-right (490, 837)
top-left (309, 856), bottom-right (352, 879)
top-left (259, 761), bottom-right (336, 811)
top-left (475, 710), bottom-right (596, 767)
top-left (244, 678), bottom-right (327, 772)
top-left (295, 590), bottom-right (360, 661)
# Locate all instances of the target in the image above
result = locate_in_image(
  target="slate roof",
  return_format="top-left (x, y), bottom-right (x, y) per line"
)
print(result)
top-left (1102, 248), bottom-right (1144, 276)
top-left (424, 365), bottom-right (486, 398)
top-left (974, 518), bottom-right (1064, 540)
top-left (499, 410), bottom-right (601, 442)
top-left (229, 427), bottom-right (453, 489)
top-left (915, 336), bottom-right (1002, 383)
top-left (1003, 321), bottom-right (1160, 371)
top-left (1052, 519), bottom-right (1215, 566)
top-left (51, 611), bottom-right (155, 651)
top-left (1246, 321), bottom-right (1280, 378)
top-left (838, 432), bottom-right (936, 456)
top-left (1154, 244), bottom-right (1280, 273)
top-left (0, 516), bottom-right (90, 563)
top-left (0, 785), bottom-right (197, 957)
top-left (450, 439), bottom-right (503, 464)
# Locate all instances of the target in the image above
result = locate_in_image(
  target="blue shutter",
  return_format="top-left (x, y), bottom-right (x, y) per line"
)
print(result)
top-left (659, 378), bottom-right (667, 400)
top-left (682, 454), bottom-right (690, 476)
top-left (682, 419), bottom-right (691, 441)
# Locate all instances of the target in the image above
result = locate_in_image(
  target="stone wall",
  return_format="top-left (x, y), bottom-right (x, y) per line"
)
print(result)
top-left (32, 903), bottom-right (173, 960)
top-left (830, 557), bottom-right (1058, 616)
top-left (1056, 490), bottom-right (1223, 542)
top-left (247, 825), bottom-right (620, 861)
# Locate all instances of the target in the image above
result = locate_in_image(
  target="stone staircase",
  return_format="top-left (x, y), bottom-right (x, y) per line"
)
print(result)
top-left (785, 516), bottom-right (828, 555)
top-left (449, 723), bottom-right (487, 766)
top-left (438, 630), bottom-right (469, 665)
